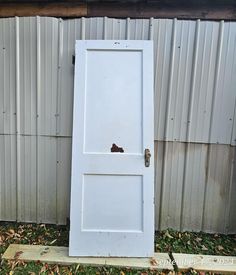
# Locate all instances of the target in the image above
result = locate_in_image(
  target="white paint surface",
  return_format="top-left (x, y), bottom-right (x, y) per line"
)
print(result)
top-left (69, 40), bottom-right (154, 257)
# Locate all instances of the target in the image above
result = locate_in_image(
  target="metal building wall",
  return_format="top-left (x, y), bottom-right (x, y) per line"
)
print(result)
top-left (0, 16), bottom-right (235, 233)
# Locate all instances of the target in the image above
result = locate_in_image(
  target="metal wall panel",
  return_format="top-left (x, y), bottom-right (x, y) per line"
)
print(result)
top-left (229, 149), bottom-right (236, 232)
top-left (38, 17), bottom-right (59, 136)
top-left (152, 19), bottom-right (236, 144)
top-left (56, 137), bottom-right (71, 224)
top-left (181, 143), bottom-right (208, 231)
top-left (210, 22), bottom-right (236, 144)
top-left (0, 17), bottom-right (235, 233)
top-left (0, 135), bottom-right (17, 221)
top-left (18, 17), bottom-right (37, 135)
top-left (0, 18), bottom-right (16, 135)
top-left (58, 17), bottom-right (236, 145)
top-left (58, 19), bottom-right (81, 137)
top-left (202, 144), bottom-right (234, 233)
top-left (232, 105), bottom-right (236, 146)
top-left (1, 17), bottom-right (236, 142)
top-left (17, 136), bottom-right (37, 223)
top-left (155, 141), bottom-right (236, 234)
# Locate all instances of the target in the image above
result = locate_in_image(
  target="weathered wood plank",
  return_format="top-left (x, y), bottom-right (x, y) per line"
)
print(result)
top-left (0, 3), bottom-right (87, 18)
top-left (3, 244), bottom-right (173, 270)
top-left (172, 253), bottom-right (236, 274)
top-left (88, 3), bottom-right (236, 20)
top-left (3, 244), bottom-right (236, 273)
top-left (0, 2), bottom-right (235, 19)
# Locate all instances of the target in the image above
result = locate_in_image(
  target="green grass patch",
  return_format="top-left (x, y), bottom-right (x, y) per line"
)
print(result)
top-left (0, 222), bottom-right (235, 274)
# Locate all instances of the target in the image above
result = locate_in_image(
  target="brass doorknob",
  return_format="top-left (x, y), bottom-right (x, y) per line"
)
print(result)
top-left (144, 149), bottom-right (151, 167)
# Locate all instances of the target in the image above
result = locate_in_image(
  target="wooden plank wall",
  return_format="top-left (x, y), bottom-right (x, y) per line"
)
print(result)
top-left (0, 1), bottom-right (236, 20)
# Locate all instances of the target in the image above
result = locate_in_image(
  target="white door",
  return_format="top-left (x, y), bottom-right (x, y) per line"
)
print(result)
top-left (69, 40), bottom-right (154, 257)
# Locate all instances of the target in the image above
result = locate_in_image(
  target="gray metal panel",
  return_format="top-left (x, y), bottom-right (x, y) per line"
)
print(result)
top-left (152, 19), bottom-right (236, 144)
top-left (232, 102), bottom-right (236, 146)
top-left (0, 17), bottom-right (236, 232)
top-left (0, 135), bottom-right (17, 221)
top-left (18, 17), bottom-right (37, 135)
top-left (0, 18), bottom-right (16, 135)
top-left (17, 136), bottom-right (37, 222)
top-left (181, 143), bottom-right (208, 231)
top-left (158, 141), bottom-right (186, 229)
top-left (36, 136), bottom-right (72, 224)
top-left (154, 141), bottom-right (236, 233)
top-left (37, 17), bottom-right (59, 136)
top-left (104, 17), bottom-right (127, 39)
top-left (58, 18), bottom-right (236, 145)
top-left (210, 22), bottom-right (236, 144)
top-left (202, 144), bottom-right (234, 233)
top-left (84, 17), bottom-right (105, 39)
top-left (1, 17), bottom-right (236, 143)
top-left (58, 19), bottom-right (82, 137)
top-left (153, 141), bottom-right (163, 231)
top-left (56, 137), bottom-right (72, 224)
top-left (228, 147), bottom-right (236, 233)
top-left (58, 17), bottom-right (151, 137)
top-left (37, 136), bottom-right (57, 223)
top-left (15, 135), bottom-right (71, 224)
top-left (152, 19), bottom-right (173, 141)
top-left (188, 21), bottom-right (219, 143)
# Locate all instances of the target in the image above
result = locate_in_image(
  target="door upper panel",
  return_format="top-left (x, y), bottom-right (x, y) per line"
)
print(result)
top-left (84, 49), bottom-right (143, 154)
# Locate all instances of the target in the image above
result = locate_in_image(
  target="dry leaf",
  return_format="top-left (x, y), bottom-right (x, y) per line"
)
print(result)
top-left (217, 245), bottom-right (224, 250)
top-left (201, 245), bottom-right (208, 251)
top-left (150, 257), bottom-right (158, 266)
top-left (14, 251), bottom-right (23, 259)
top-left (0, 235), bottom-right (4, 244)
top-left (164, 231), bottom-right (174, 239)
top-left (53, 264), bottom-right (60, 273)
top-left (9, 229), bottom-right (15, 235)
top-left (40, 264), bottom-right (48, 273)
top-left (50, 239), bottom-right (57, 245)
top-left (120, 271), bottom-right (125, 275)
top-left (196, 237), bottom-right (202, 242)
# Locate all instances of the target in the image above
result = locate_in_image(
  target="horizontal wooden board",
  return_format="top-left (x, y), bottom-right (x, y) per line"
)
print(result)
top-left (3, 244), bottom-right (236, 273)
top-left (0, 2), bottom-right (235, 19)
top-left (3, 244), bottom-right (173, 270)
top-left (0, 3), bottom-right (87, 17)
top-left (173, 253), bottom-right (236, 274)
top-left (88, 3), bottom-right (236, 20)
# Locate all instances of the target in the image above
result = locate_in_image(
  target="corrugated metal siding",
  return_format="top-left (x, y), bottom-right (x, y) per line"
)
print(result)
top-left (155, 142), bottom-right (236, 233)
top-left (60, 17), bottom-right (236, 144)
top-left (0, 18), bottom-right (16, 135)
top-left (0, 16), bottom-right (235, 233)
top-left (0, 135), bottom-right (16, 221)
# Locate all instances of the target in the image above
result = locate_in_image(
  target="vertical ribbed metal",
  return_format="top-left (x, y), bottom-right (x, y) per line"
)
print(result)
top-left (0, 17), bottom-right (235, 233)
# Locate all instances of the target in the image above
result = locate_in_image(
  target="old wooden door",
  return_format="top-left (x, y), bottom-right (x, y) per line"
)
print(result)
top-left (69, 40), bottom-right (154, 257)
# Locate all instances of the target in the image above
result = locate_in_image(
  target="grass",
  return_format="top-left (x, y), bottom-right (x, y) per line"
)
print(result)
top-left (155, 229), bottom-right (236, 256)
top-left (0, 222), bottom-right (235, 274)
